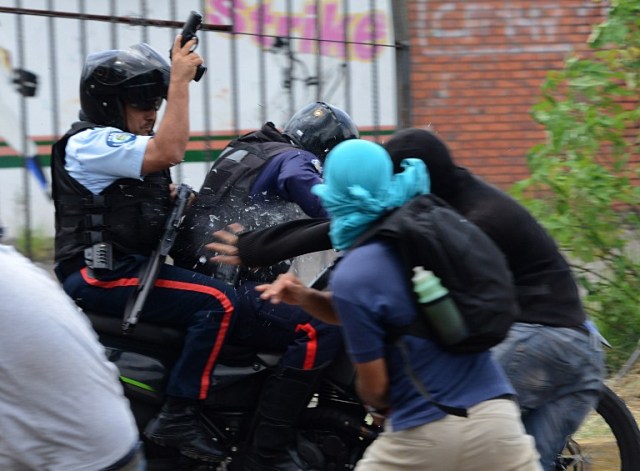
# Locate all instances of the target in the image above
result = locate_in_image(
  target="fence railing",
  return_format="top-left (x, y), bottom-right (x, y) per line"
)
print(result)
top-left (0, 0), bottom-right (410, 257)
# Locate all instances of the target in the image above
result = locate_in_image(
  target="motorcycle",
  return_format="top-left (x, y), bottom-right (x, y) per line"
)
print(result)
top-left (83, 188), bottom-right (640, 471)
top-left (85, 285), bottom-right (380, 470)
top-left (73, 183), bottom-right (374, 470)
top-left (85, 294), bottom-right (640, 471)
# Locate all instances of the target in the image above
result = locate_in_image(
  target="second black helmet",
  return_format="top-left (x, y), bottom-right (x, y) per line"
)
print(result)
top-left (283, 102), bottom-right (359, 161)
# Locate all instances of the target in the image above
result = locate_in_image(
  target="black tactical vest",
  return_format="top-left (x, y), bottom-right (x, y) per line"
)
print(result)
top-left (51, 122), bottom-right (172, 265)
top-left (171, 124), bottom-right (299, 275)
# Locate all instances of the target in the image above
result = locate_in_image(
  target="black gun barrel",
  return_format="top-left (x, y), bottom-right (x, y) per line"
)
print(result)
top-left (180, 11), bottom-right (203, 45)
top-left (180, 11), bottom-right (207, 82)
top-left (122, 183), bottom-right (193, 332)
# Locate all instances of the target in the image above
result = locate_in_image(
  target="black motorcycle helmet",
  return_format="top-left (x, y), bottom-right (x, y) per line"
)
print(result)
top-left (283, 102), bottom-right (359, 161)
top-left (79, 43), bottom-right (170, 130)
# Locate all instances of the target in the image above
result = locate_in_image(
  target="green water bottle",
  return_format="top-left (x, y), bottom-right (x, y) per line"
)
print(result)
top-left (412, 266), bottom-right (468, 346)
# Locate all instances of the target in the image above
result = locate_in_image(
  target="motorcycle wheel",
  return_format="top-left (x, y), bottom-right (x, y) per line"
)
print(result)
top-left (556, 384), bottom-right (640, 471)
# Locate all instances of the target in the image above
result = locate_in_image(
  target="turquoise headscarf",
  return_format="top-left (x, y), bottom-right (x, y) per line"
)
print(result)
top-left (312, 139), bottom-right (430, 250)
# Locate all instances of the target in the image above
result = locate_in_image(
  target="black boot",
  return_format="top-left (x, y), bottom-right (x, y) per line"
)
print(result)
top-left (244, 367), bottom-right (324, 471)
top-left (144, 396), bottom-right (225, 463)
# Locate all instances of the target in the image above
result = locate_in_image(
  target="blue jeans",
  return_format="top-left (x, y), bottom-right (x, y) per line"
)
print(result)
top-left (492, 322), bottom-right (605, 471)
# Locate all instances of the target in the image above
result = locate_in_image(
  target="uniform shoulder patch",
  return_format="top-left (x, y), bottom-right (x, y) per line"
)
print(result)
top-left (106, 131), bottom-right (136, 147)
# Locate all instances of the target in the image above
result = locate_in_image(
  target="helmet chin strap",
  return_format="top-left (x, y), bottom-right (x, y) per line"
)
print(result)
top-left (284, 135), bottom-right (298, 147)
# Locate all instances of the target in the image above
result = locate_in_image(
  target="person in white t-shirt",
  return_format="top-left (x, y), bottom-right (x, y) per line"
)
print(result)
top-left (0, 244), bottom-right (144, 470)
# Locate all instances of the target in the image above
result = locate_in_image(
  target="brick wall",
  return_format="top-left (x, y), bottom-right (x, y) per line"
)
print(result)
top-left (405, 0), bottom-right (607, 188)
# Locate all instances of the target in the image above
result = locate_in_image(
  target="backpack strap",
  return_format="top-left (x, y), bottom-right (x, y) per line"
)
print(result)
top-left (395, 339), bottom-right (469, 418)
top-left (386, 318), bottom-right (428, 344)
top-left (352, 204), bottom-right (469, 417)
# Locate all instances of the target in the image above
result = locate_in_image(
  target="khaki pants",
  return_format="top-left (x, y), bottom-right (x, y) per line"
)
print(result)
top-left (356, 399), bottom-right (542, 471)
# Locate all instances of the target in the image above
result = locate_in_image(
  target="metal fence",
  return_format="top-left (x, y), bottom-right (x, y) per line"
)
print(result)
top-left (0, 0), bottom-right (410, 256)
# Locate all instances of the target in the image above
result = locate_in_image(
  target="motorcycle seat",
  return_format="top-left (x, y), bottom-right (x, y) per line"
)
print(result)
top-left (84, 310), bottom-right (281, 365)
top-left (85, 311), bottom-right (185, 347)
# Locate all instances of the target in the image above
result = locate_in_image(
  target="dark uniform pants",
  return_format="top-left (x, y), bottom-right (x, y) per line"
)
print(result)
top-left (61, 255), bottom-right (236, 400)
top-left (230, 281), bottom-right (343, 370)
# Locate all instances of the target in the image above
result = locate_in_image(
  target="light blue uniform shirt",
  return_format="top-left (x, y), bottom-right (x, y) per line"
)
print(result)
top-left (65, 127), bottom-right (151, 194)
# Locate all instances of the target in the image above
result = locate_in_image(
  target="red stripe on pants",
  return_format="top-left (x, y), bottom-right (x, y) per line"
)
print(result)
top-left (80, 267), bottom-right (234, 399)
top-left (295, 323), bottom-right (318, 370)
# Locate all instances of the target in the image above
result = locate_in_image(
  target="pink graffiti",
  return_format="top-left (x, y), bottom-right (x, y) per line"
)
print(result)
top-left (207, 0), bottom-right (389, 61)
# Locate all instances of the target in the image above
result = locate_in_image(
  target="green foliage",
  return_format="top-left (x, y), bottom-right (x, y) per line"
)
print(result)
top-left (510, 0), bottom-right (640, 371)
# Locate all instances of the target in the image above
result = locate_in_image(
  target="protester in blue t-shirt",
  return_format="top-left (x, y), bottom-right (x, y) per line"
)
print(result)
top-left (256, 139), bottom-right (542, 471)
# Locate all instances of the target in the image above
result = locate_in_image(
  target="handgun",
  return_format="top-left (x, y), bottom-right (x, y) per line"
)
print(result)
top-left (177, 11), bottom-right (207, 82)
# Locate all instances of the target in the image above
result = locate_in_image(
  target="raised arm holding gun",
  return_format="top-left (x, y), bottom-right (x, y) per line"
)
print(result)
top-left (51, 13), bottom-right (239, 463)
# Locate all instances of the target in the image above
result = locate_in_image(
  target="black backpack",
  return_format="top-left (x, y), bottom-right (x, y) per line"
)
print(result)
top-left (171, 139), bottom-right (295, 277)
top-left (356, 194), bottom-right (518, 354)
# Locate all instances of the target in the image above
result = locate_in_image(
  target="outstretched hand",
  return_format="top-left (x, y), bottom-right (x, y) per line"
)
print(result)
top-left (256, 272), bottom-right (341, 325)
top-left (255, 272), bottom-right (308, 306)
top-left (207, 223), bottom-right (244, 266)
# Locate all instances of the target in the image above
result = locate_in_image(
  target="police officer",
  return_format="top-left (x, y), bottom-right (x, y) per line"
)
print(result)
top-left (171, 102), bottom-right (357, 471)
top-left (51, 38), bottom-right (236, 463)
top-left (171, 101), bottom-right (359, 279)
